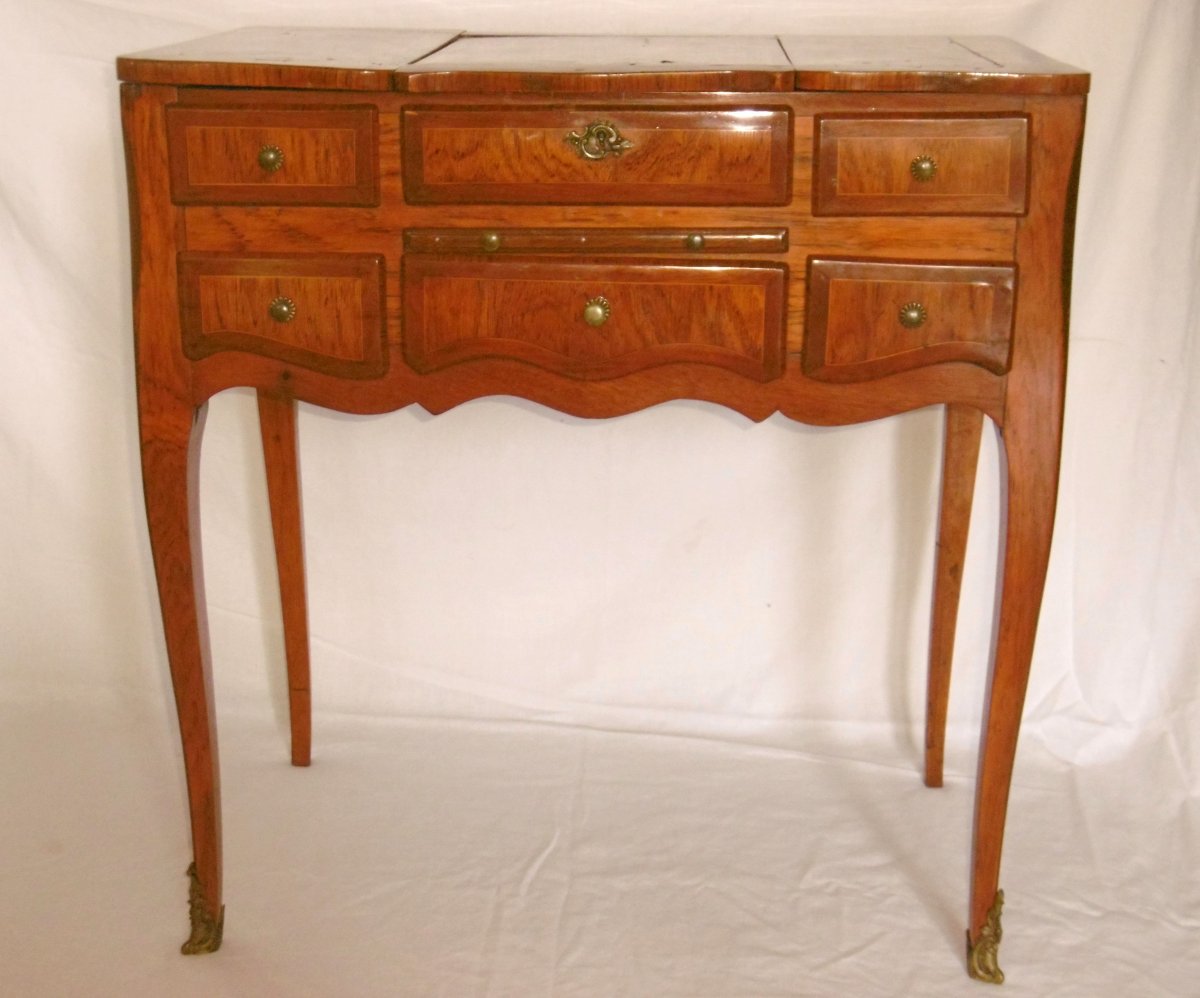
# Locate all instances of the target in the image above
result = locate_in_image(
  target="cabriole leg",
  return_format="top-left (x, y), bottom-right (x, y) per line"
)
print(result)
top-left (139, 397), bottom-right (224, 953)
top-left (967, 411), bottom-right (1061, 983)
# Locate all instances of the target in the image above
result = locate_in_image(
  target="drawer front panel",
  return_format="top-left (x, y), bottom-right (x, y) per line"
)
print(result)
top-left (402, 107), bottom-right (792, 205)
top-left (178, 254), bottom-right (386, 378)
top-left (166, 106), bottom-right (379, 205)
top-left (403, 257), bottom-right (788, 380)
top-left (804, 259), bottom-right (1015, 381)
top-left (813, 116), bottom-right (1028, 216)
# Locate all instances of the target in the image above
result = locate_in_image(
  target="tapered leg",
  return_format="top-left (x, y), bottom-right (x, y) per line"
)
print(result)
top-left (967, 409), bottom-right (1062, 984)
top-left (139, 396), bottom-right (224, 953)
top-left (925, 404), bottom-right (984, 788)
top-left (257, 390), bottom-right (312, 767)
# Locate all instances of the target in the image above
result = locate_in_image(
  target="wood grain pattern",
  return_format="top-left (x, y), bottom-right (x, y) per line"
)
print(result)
top-left (967, 94), bottom-right (1085, 965)
top-left (123, 81), bottom-right (224, 952)
top-left (403, 256), bottom-right (787, 381)
top-left (167, 106), bottom-right (379, 207)
top-left (402, 107), bottom-right (791, 205)
top-left (178, 253), bottom-right (387, 378)
top-left (814, 115), bottom-right (1028, 216)
top-left (804, 259), bottom-right (1015, 381)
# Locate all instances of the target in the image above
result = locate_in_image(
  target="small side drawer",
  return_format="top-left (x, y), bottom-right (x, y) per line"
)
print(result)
top-left (804, 258), bottom-right (1015, 382)
top-left (813, 116), bottom-right (1028, 216)
top-left (166, 106), bottom-right (379, 206)
top-left (403, 257), bottom-right (788, 381)
top-left (178, 253), bottom-right (386, 378)
top-left (402, 107), bottom-right (791, 205)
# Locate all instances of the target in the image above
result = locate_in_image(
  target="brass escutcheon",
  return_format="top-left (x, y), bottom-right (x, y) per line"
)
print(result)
top-left (565, 121), bottom-right (633, 161)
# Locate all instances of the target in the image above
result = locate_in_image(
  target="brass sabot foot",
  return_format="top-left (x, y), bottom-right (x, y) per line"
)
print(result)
top-left (181, 862), bottom-right (225, 954)
top-left (966, 889), bottom-right (1005, 984)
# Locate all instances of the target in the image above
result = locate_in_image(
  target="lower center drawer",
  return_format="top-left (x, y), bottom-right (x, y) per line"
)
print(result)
top-left (402, 257), bottom-right (788, 381)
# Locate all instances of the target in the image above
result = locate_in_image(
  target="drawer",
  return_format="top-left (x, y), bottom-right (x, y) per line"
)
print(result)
top-left (402, 107), bottom-right (791, 205)
top-left (166, 106), bottom-right (379, 206)
top-left (178, 253), bottom-right (386, 378)
top-left (403, 257), bottom-right (788, 380)
top-left (803, 259), bottom-right (1015, 381)
top-left (813, 116), bottom-right (1028, 215)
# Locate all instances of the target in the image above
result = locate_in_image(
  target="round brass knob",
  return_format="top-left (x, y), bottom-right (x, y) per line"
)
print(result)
top-left (481, 231), bottom-right (502, 252)
top-left (582, 296), bottom-right (610, 327)
top-left (268, 296), bottom-right (296, 323)
top-left (898, 301), bottom-right (927, 328)
top-left (910, 155), bottom-right (937, 182)
top-left (258, 145), bottom-right (284, 172)
top-left (685, 233), bottom-right (706, 251)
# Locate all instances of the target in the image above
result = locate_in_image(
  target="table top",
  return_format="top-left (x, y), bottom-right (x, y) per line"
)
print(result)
top-left (117, 28), bottom-right (1089, 95)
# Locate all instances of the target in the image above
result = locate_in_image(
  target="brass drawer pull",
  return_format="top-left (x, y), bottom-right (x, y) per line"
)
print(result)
top-left (481, 231), bottom-right (502, 252)
top-left (898, 301), bottom-right (927, 328)
top-left (582, 296), bottom-right (611, 327)
top-left (910, 154), bottom-right (937, 182)
top-left (268, 296), bottom-right (296, 323)
top-left (565, 121), bottom-right (633, 161)
top-left (685, 233), bottom-right (705, 251)
top-left (257, 145), bottom-right (284, 172)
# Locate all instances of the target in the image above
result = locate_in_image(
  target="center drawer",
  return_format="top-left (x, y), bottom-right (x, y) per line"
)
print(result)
top-left (402, 106), bottom-right (792, 205)
top-left (402, 257), bottom-right (788, 381)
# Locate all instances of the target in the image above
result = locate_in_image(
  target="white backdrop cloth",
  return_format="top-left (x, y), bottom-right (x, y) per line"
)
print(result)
top-left (1, 1), bottom-right (1197, 995)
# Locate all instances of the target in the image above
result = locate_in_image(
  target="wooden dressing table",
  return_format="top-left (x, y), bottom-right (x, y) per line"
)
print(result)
top-left (117, 29), bottom-right (1088, 983)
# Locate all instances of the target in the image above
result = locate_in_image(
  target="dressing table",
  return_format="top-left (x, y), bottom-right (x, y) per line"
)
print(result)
top-left (117, 28), bottom-right (1088, 983)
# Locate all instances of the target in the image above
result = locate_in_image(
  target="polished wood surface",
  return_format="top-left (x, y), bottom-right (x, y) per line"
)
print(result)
top-left (166, 106), bottom-right (380, 207)
top-left (402, 107), bottom-right (792, 205)
top-left (804, 259), bottom-right (1015, 381)
top-left (177, 253), bottom-right (387, 378)
top-left (123, 80), bottom-right (224, 952)
top-left (967, 93), bottom-right (1082, 966)
top-left (118, 29), bottom-right (1088, 982)
top-left (813, 115), bottom-right (1029, 216)
top-left (403, 256), bottom-right (787, 380)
